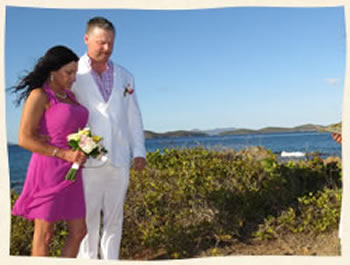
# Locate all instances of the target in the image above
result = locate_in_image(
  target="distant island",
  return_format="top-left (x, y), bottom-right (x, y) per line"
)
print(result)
top-left (219, 124), bottom-right (325, 136)
top-left (144, 123), bottom-right (339, 139)
top-left (144, 130), bottom-right (207, 139)
top-left (7, 123), bottom-right (340, 143)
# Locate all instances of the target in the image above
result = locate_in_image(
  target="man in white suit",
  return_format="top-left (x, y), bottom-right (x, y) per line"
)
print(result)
top-left (72, 16), bottom-right (146, 260)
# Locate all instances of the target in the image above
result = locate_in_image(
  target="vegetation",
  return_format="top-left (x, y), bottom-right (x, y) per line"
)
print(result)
top-left (316, 122), bottom-right (342, 134)
top-left (10, 147), bottom-right (342, 258)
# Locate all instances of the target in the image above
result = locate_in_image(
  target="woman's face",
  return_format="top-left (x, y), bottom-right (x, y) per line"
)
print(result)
top-left (51, 61), bottom-right (78, 90)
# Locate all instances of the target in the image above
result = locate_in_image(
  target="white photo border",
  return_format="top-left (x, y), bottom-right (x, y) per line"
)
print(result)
top-left (0, 0), bottom-right (349, 265)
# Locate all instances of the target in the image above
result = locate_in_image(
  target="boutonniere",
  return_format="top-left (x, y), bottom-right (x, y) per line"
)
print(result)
top-left (123, 83), bottom-right (134, 97)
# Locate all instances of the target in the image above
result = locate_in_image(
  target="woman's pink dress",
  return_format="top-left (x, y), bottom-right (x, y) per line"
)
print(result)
top-left (12, 83), bottom-right (89, 222)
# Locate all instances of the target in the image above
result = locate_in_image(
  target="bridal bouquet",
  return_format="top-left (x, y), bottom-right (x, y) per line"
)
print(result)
top-left (65, 127), bottom-right (108, 181)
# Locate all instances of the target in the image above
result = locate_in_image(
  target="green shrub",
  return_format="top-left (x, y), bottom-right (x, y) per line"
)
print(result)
top-left (120, 148), bottom-right (342, 259)
top-left (10, 147), bottom-right (342, 259)
top-left (10, 190), bottom-right (34, 256)
top-left (254, 187), bottom-right (341, 239)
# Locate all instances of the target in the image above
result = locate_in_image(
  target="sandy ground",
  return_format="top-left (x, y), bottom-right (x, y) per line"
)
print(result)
top-left (198, 230), bottom-right (341, 257)
top-left (128, 230), bottom-right (341, 260)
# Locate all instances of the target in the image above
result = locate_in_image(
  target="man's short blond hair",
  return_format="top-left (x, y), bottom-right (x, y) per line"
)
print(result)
top-left (86, 16), bottom-right (115, 35)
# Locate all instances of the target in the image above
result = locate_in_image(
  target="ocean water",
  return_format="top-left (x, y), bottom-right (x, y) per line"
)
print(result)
top-left (7, 131), bottom-right (341, 193)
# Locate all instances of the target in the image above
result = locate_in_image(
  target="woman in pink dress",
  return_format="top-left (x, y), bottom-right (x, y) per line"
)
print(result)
top-left (11, 46), bottom-right (88, 257)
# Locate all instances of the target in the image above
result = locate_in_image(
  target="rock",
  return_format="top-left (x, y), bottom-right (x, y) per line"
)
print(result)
top-left (237, 146), bottom-right (273, 161)
top-left (324, 156), bottom-right (341, 165)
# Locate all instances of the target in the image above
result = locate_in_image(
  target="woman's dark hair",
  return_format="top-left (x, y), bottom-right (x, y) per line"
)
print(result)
top-left (9, 45), bottom-right (79, 106)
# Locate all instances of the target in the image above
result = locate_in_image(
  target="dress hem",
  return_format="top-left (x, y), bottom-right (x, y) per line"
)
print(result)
top-left (12, 213), bottom-right (86, 223)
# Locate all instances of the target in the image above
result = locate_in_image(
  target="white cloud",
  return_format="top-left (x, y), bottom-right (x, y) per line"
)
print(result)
top-left (326, 78), bottom-right (340, 86)
top-left (156, 86), bottom-right (170, 92)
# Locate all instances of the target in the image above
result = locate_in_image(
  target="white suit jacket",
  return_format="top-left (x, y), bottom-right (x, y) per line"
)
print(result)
top-left (72, 54), bottom-right (146, 168)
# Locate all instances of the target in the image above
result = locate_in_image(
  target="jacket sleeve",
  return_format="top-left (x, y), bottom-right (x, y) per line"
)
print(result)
top-left (127, 76), bottom-right (146, 159)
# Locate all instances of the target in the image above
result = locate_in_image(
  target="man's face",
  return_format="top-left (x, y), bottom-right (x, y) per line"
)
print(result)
top-left (85, 27), bottom-right (115, 64)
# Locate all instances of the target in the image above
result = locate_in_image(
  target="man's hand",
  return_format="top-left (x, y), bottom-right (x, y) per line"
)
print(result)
top-left (332, 133), bottom-right (342, 145)
top-left (133, 157), bottom-right (146, 171)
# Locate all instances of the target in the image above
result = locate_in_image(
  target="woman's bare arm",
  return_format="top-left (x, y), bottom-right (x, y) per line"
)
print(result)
top-left (18, 88), bottom-right (86, 165)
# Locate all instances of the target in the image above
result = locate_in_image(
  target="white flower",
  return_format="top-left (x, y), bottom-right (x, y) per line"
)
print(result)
top-left (79, 137), bottom-right (98, 154)
top-left (67, 133), bottom-right (80, 142)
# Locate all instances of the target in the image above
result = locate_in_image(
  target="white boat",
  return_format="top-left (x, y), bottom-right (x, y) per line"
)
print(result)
top-left (281, 151), bottom-right (305, 157)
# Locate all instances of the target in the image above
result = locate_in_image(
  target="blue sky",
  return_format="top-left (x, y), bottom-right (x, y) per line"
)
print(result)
top-left (5, 6), bottom-right (346, 143)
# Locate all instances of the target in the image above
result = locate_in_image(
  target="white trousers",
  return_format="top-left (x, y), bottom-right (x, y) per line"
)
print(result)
top-left (78, 162), bottom-right (130, 260)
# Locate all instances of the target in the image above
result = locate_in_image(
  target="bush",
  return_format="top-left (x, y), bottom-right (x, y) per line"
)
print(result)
top-left (10, 147), bottom-right (342, 259)
top-left (10, 190), bottom-right (34, 256)
top-left (254, 187), bottom-right (341, 239)
top-left (120, 147), bottom-right (342, 259)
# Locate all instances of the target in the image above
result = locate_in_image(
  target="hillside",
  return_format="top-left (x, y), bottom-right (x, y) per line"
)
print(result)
top-left (145, 130), bottom-right (207, 139)
top-left (219, 124), bottom-right (325, 136)
top-left (8, 123), bottom-right (338, 142)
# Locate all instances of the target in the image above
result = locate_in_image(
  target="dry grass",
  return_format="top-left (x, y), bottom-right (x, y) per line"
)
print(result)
top-left (127, 230), bottom-right (341, 260)
top-left (196, 230), bottom-right (341, 257)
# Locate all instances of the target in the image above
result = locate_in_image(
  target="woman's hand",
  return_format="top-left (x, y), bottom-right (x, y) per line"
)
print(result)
top-left (57, 149), bottom-right (87, 166)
